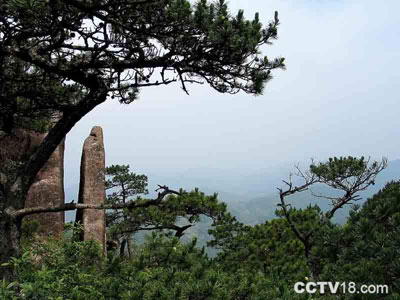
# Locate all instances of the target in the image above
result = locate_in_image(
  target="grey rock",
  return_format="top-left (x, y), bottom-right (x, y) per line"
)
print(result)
top-left (76, 126), bottom-right (106, 253)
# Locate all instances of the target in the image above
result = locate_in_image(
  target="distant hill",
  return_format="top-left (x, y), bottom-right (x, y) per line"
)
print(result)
top-left (181, 159), bottom-right (400, 251)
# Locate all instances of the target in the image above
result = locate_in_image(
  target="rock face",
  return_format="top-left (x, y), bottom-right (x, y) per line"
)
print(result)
top-left (0, 128), bottom-right (65, 237)
top-left (0, 129), bottom-right (35, 168)
top-left (25, 133), bottom-right (65, 237)
top-left (75, 126), bottom-right (106, 253)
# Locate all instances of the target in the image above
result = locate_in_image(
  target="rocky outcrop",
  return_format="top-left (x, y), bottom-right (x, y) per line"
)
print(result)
top-left (75, 126), bottom-right (106, 253)
top-left (25, 133), bottom-right (65, 237)
top-left (0, 129), bottom-right (42, 172)
top-left (0, 128), bottom-right (65, 237)
top-left (1, 124), bottom-right (108, 248)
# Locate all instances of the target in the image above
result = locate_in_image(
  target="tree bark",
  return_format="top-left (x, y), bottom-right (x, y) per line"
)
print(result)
top-left (0, 213), bottom-right (21, 281)
top-left (126, 237), bottom-right (132, 259)
top-left (120, 238), bottom-right (127, 258)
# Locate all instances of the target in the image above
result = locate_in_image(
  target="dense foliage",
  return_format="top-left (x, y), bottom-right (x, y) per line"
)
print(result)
top-left (2, 174), bottom-right (400, 299)
top-left (320, 181), bottom-right (400, 298)
top-left (0, 234), bottom-right (309, 299)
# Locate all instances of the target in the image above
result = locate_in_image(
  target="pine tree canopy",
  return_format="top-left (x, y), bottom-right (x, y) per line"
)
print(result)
top-left (0, 0), bottom-right (285, 183)
top-left (1, 0), bottom-right (285, 110)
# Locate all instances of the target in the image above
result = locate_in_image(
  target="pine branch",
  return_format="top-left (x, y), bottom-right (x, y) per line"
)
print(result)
top-left (10, 185), bottom-right (180, 219)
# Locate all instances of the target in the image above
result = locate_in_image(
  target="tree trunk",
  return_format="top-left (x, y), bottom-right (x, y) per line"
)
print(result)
top-left (0, 214), bottom-right (21, 281)
top-left (126, 237), bottom-right (132, 259)
top-left (0, 180), bottom-right (25, 281)
top-left (120, 238), bottom-right (126, 257)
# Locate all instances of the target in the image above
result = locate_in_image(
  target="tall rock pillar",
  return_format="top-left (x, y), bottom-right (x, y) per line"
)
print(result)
top-left (75, 126), bottom-right (106, 253)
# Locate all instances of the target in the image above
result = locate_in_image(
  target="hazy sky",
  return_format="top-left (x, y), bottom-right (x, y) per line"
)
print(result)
top-left (64, 0), bottom-right (400, 195)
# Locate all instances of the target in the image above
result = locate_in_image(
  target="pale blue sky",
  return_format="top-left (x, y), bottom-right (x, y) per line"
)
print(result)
top-left (64, 0), bottom-right (400, 197)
